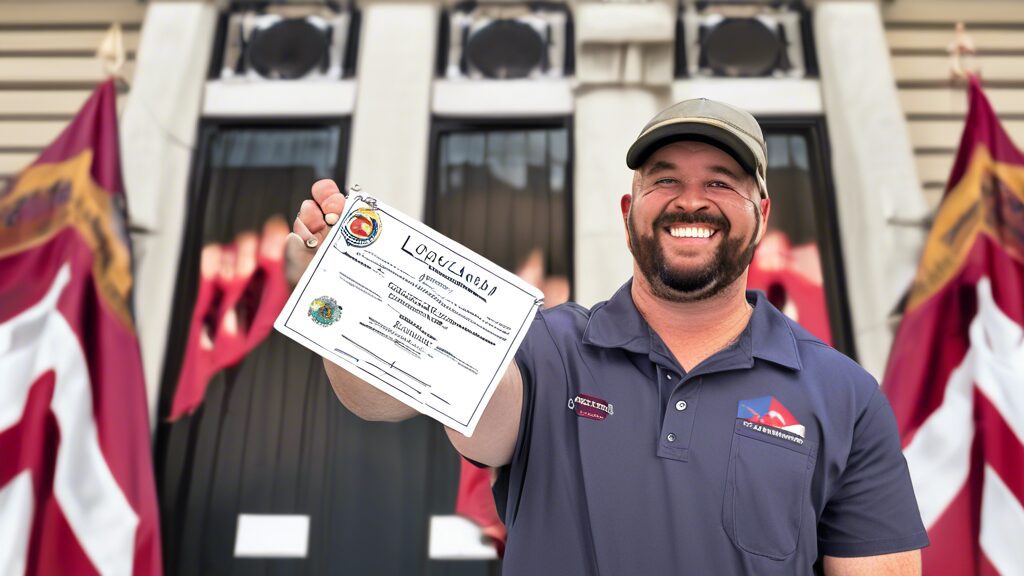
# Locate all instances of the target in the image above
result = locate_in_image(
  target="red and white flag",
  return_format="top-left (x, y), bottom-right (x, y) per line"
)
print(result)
top-left (884, 75), bottom-right (1024, 575)
top-left (0, 80), bottom-right (162, 574)
top-left (455, 460), bottom-right (506, 557)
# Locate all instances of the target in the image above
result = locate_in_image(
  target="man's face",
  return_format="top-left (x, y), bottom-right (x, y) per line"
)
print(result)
top-left (621, 140), bottom-right (770, 303)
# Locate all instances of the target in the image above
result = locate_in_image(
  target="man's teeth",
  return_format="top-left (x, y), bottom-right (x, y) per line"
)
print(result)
top-left (669, 227), bottom-right (714, 238)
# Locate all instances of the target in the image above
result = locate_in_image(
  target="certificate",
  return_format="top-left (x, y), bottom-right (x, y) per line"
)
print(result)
top-left (274, 192), bottom-right (543, 436)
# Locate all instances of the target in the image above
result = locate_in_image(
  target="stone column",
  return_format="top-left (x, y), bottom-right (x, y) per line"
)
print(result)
top-left (814, 0), bottom-right (929, 377)
top-left (120, 1), bottom-right (217, 425)
top-left (572, 0), bottom-right (674, 305)
top-left (346, 2), bottom-right (437, 218)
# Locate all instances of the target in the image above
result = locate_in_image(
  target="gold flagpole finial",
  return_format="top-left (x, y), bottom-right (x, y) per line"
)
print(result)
top-left (97, 22), bottom-right (127, 84)
top-left (948, 21), bottom-right (978, 84)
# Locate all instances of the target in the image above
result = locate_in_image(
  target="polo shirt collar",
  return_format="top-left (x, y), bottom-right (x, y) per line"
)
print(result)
top-left (581, 281), bottom-right (651, 355)
top-left (582, 280), bottom-right (803, 371)
top-left (747, 290), bottom-right (803, 371)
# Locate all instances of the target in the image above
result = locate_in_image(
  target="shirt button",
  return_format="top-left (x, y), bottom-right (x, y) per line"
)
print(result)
top-left (666, 374), bottom-right (673, 380)
top-left (675, 400), bottom-right (687, 411)
top-left (666, 433), bottom-right (677, 442)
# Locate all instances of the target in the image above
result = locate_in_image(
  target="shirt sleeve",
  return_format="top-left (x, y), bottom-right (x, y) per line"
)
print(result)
top-left (492, 314), bottom-right (547, 525)
top-left (817, 387), bottom-right (930, 557)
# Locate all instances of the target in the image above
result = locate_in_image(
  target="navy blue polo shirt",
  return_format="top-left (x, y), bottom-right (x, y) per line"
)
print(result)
top-left (495, 281), bottom-right (927, 575)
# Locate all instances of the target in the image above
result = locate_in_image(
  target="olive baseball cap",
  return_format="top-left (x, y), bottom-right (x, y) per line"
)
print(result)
top-left (626, 98), bottom-right (768, 198)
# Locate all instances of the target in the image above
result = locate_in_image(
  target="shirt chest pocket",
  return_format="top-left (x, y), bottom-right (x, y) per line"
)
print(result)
top-left (722, 420), bottom-right (818, 560)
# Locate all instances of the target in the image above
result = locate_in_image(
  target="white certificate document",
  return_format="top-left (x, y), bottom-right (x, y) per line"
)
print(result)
top-left (274, 194), bottom-right (543, 436)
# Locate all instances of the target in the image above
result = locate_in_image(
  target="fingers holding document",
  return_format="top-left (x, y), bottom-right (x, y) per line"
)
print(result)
top-left (311, 178), bottom-right (347, 222)
top-left (286, 179), bottom-right (348, 286)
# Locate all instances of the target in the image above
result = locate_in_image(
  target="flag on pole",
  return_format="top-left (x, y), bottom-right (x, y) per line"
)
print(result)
top-left (0, 79), bottom-right (162, 575)
top-left (455, 460), bottom-right (506, 557)
top-left (168, 218), bottom-right (291, 421)
top-left (884, 75), bottom-right (1024, 576)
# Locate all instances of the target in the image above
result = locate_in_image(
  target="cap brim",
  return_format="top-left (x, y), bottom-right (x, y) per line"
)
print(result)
top-left (626, 122), bottom-right (759, 177)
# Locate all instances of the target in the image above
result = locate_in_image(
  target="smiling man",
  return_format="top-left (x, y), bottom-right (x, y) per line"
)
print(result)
top-left (290, 98), bottom-right (928, 575)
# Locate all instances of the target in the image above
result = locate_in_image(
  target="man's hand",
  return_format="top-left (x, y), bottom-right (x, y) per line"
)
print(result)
top-left (285, 178), bottom-right (348, 286)
top-left (823, 551), bottom-right (921, 576)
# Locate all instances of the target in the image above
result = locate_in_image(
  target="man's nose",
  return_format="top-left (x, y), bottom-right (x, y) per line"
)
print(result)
top-left (668, 182), bottom-right (712, 212)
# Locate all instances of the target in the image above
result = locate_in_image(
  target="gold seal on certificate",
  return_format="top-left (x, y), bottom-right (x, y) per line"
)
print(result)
top-left (274, 192), bottom-right (544, 436)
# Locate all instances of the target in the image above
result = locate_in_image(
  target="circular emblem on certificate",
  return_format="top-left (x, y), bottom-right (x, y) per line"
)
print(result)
top-left (308, 296), bottom-right (341, 326)
top-left (341, 207), bottom-right (382, 247)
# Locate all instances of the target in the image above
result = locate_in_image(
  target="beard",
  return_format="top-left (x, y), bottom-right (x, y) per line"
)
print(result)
top-left (627, 206), bottom-right (760, 303)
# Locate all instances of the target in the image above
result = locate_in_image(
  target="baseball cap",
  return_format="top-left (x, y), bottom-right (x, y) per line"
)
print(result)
top-left (625, 98), bottom-right (768, 198)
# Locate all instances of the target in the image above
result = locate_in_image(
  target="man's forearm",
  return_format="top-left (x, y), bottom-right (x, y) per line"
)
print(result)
top-left (323, 359), bottom-right (418, 421)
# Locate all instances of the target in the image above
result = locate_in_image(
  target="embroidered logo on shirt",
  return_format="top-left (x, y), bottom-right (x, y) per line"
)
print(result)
top-left (737, 396), bottom-right (805, 443)
top-left (568, 393), bottom-right (614, 421)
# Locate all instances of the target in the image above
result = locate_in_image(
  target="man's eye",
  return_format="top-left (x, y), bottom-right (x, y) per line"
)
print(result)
top-left (655, 178), bottom-right (677, 185)
top-left (708, 181), bottom-right (732, 189)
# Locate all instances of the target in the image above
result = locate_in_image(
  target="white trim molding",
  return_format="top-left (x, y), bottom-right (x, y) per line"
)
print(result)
top-left (203, 79), bottom-right (357, 117)
top-left (432, 79), bottom-right (574, 117)
top-left (672, 79), bottom-right (823, 116)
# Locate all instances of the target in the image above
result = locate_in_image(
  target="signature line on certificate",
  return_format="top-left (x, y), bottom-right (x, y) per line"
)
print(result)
top-left (342, 335), bottom-right (431, 388)
top-left (366, 367), bottom-right (424, 401)
top-left (332, 348), bottom-right (360, 364)
top-left (390, 364), bottom-right (431, 389)
top-left (334, 347), bottom-right (422, 400)
top-left (364, 361), bottom-right (423, 396)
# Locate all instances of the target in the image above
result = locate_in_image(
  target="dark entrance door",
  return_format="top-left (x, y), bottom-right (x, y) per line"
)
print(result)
top-left (753, 118), bottom-right (855, 358)
top-left (154, 120), bottom-right (488, 575)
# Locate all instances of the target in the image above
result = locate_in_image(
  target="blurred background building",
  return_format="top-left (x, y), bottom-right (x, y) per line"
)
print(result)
top-left (1, 0), bottom-right (1022, 573)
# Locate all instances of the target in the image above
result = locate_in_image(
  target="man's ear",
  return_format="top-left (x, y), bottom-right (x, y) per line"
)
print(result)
top-left (756, 196), bottom-right (771, 243)
top-left (621, 193), bottom-right (633, 250)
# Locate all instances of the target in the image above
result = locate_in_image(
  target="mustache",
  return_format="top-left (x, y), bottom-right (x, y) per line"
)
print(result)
top-left (653, 211), bottom-right (729, 230)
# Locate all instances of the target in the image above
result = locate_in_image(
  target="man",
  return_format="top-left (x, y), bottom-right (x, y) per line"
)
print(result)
top-left (289, 99), bottom-right (928, 575)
